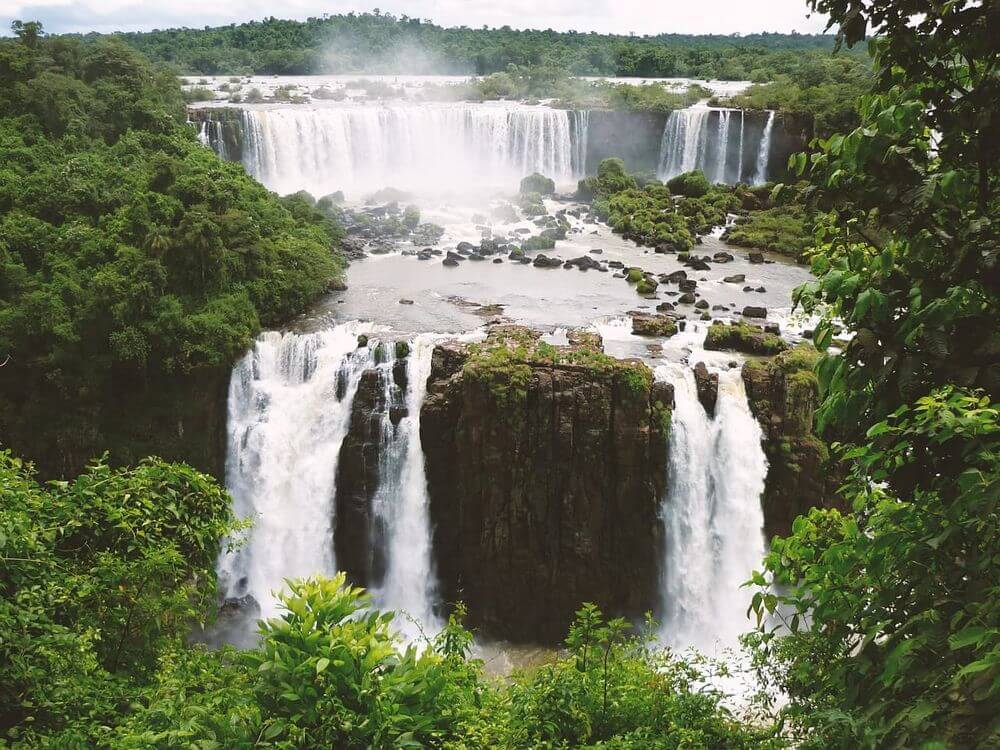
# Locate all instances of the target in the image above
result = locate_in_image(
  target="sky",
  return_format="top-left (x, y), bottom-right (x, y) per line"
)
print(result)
top-left (0, 0), bottom-right (830, 36)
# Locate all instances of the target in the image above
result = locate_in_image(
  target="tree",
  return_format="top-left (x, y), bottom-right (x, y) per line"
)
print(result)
top-left (751, 2), bottom-right (1000, 747)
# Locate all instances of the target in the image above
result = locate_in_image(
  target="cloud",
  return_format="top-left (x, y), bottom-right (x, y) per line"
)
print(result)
top-left (0, 0), bottom-right (829, 36)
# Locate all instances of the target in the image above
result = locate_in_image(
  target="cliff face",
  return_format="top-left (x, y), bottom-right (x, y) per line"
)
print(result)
top-left (741, 347), bottom-right (842, 538)
top-left (420, 327), bottom-right (672, 643)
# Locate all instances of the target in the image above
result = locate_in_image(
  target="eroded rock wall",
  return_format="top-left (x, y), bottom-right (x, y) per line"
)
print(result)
top-left (420, 328), bottom-right (671, 643)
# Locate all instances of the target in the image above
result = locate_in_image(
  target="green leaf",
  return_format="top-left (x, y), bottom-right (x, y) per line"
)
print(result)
top-left (315, 657), bottom-right (330, 674)
top-left (949, 627), bottom-right (986, 650)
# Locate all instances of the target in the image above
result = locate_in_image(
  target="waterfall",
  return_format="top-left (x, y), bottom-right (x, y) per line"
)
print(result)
top-left (753, 111), bottom-right (776, 185)
top-left (218, 324), bottom-right (374, 620)
top-left (713, 110), bottom-right (732, 184)
top-left (373, 336), bottom-right (440, 635)
top-left (657, 365), bottom-right (768, 650)
top-left (657, 107), bottom-right (762, 186)
top-left (217, 324), bottom-right (441, 639)
top-left (232, 103), bottom-right (585, 197)
top-left (657, 107), bottom-right (711, 180)
top-left (572, 109), bottom-right (590, 179)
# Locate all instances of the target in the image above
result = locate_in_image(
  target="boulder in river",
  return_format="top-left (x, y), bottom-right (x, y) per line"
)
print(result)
top-left (742, 306), bottom-right (768, 319)
top-left (693, 362), bottom-right (719, 417)
top-left (630, 313), bottom-right (678, 337)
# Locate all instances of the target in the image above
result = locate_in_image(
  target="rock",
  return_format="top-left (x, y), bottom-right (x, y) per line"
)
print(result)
top-left (704, 322), bottom-right (787, 355)
top-left (678, 279), bottom-right (698, 293)
top-left (694, 299), bottom-right (709, 309)
top-left (468, 253), bottom-right (486, 261)
top-left (663, 270), bottom-right (687, 284)
top-left (723, 274), bottom-right (746, 284)
top-left (590, 248), bottom-right (603, 254)
top-left (656, 302), bottom-right (675, 312)
top-left (443, 258), bottom-right (459, 267)
top-left (693, 362), bottom-right (718, 416)
top-left (493, 257), bottom-right (503, 264)
top-left (446, 250), bottom-right (465, 262)
top-left (532, 254), bottom-right (562, 268)
top-left (756, 286), bottom-right (767, 293)
top-left (636, 277), bottom-right (658, 295)
top-left (608, 260), bottom-right (625, 269)
top-left (630, 313), bottom-right (678, 337)
top-left (654, 244), bottom-right (675, 254)
top-left (398, 298), bottom-right (414, 305)
top-left (742, 346), bottom-right (844, 538)
top-left (742, 306), bottom-right (767, 319)
top-left (420, 327), bottom-right (670, 642)
top-left (685, 258), bottom-right (711, 271)
top-left (712, 304), bottom-right (728, 311)
top-left (678, 292), bottom-right (697, 304)
top-left (357, 334), bottom-right (369, 348)
top-left (457, 241), bottom-right (475, 253)
top-left (713, 252), bottom-right (735, 263)
top-left (764, 323), bottom-right (781, 335)
top-left (743, 286), bottom-right (753, 292)
top-left (748, 252), bottom-right (765, 264)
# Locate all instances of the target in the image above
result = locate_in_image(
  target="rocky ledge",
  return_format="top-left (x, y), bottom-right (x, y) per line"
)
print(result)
top-left (420, 326), bottom-right (673, 643)
top-left (742, 345), bottom-right (844, 538)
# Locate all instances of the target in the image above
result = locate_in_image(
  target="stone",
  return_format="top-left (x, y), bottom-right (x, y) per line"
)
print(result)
top-left (679, 279), bottom-right (698, 293)
top-left (742, 306), bottom-right (767, 319)
top-left (693, 362), bottom-right (719, 416)
top-left (723, 274), bottom-right (745, 284)
top-left (694, 299), bottom-right (709, 309)
top-left (678, 292), bottom-right (697, 304)
top-left (748, 252), bottom-right (765, 264)
top-left (713, 252), bottom-right (734, 263)
top-left (398, 298), bottom-right (414, 305)
top-left (421, 328), bottom-right (670, 642)
top-left (630, 313), bottom-right (678, 337)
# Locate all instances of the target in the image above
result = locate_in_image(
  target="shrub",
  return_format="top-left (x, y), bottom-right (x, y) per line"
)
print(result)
top-left (519, 172), bottom-right (555, 196)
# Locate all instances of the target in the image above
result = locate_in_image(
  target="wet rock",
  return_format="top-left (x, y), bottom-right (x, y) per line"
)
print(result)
top-left (399, 298), bottom-right (414, 305)
top-left (764, 323), bottom-right (781, 335)
top-left (663, 270), bottom-right (687, 284)
top-left (589, 248), bottom-right (603, 254)
top-left (443, 257), bottom-right (460, 267)
top-left (493, 257), bottom-right (503, 264)
top-left (468, 253), bottom-right (486, 261)
top-left (532, 254), bottom-right (562, 268)
top-left (756, 286), bottom-right (767, 293)
top-left (656, 302), bottom-right (675, 312)
top-left (693, 362), bottom-right (719, 416)
top-left (694, 299), bottom-right (709, 309)
top-left (748, 252), bottom-right (765, 264)
top-left (742, 306), bottom-right (767, 318)
top-left (723, 274), bottom-right (746, 284)
top-left (713, 252), bottom-right (735, 263)
top-left (457, 241), bottom-right (475, 253)
top-left (630, 313), bottom-right (678, 337)
top-left (678, 279), bottom-right (698, 293)
top-left (678, 292), bottom-right (697, 304)
top-left (421, 328), bottom-right (670, 642)
top-left (608, 260), bottom-right (625, 269)
top-left (685, 258), bottom-right (712, 271)
top-left (446, 250), bottom-right (465, 262)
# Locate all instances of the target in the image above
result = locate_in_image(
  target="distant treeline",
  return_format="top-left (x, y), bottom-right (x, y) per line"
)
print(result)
top-left (97, 11), bottom-right (866, 78)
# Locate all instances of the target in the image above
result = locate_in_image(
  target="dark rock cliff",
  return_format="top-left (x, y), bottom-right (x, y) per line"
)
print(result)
top-left (742, 346), bottom-right (843, 539)
top-left (419, 326), bottom-right (672, 643)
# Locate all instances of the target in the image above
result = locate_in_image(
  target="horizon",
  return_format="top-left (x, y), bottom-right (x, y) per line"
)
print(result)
top-left (0, 1), bottom-right (830, 37)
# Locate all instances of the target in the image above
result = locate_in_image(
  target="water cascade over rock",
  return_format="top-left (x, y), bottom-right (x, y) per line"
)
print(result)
top-left (233, 104), bottom-right (588, 196)
top-left (656, 364), bottom-right (768, 650)
top-left (657, 106), bottom-right (777, 185)
top-left (218, 325), bottom-right (441, 639)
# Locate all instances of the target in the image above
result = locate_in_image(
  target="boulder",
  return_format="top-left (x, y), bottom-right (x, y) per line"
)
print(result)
top-left (742, 306), bottom-right (768, 319)
top-left (678, 292), bottom-right (697, 304)
top-left (748, 252), bottom-right (765, 264)
top-left (723, 274), bottom-right (745, 284)
top-left (693, 362), bottom-right (718, 416)
top-left (630, 313), bottom-right (678, 337)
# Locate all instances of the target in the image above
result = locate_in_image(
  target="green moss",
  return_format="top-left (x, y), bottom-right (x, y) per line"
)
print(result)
top-left (519, 172), bottom-right (555, 196)
top-left (522, 235), bottom-right (556, 252)
top-left (704, 322), bottom-right (788, 355)
top-left (636, 277), bottom-right (658, 295)
top-left (723, 204), bottom-right (815, 260)
top-left (654, 401), bottom-right (673, 437)
top-left (626, 267), bottom-right (645, 283)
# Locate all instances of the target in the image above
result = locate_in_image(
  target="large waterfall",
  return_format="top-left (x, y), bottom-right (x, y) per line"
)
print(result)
top-left (657, 106), bottom-right (776, 185)
top-left (218, 324), bottom-right (440, 636)
top-left (656, 365), bottom-right (768, 650)
top-left (233, 103), bottom-right (587, 196)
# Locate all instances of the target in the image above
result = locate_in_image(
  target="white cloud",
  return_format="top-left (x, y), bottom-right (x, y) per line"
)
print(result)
top-left (1, 0), bottom-right (829, 36)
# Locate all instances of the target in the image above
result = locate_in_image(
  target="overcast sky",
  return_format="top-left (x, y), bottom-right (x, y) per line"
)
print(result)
top-left (0, 0), bottom-right (830, 36)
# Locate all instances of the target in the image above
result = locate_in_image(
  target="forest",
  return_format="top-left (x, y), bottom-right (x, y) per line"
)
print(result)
top-left (1, 0), bottom-right (998, 748)
top-left (107, 12), bottom-right (864, 79)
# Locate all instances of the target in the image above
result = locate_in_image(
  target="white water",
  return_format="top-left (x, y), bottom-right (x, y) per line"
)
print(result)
top-left (237, 103), bottom-right (585, 197)
top-left (657, 365), bottom-right (768, 650)
top-left (657, 106), bottom-right (775, 185)
top-left (369, 336), bottom-right (441, 636)
top-left (754, 111), bottom-right (776, 185)
top-left (218, 323), bottom-right (442, 638)
top-left (218, 324), bottom-right (375, 619)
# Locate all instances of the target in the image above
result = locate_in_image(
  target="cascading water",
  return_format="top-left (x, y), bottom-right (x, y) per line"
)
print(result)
top-left (753, 111), bottom-right (776, 185)
top-left (217, 324), bottom-right (441, 639)
top-left (218, 324), bottom-right (375, 621)
top-left (656, 365), bottom-right (768, 650)
top-left (658, 106), bottom-right (775, 185)
top-left (234, 103), bottom-right (585, 196)
top-left (372, 336), bottom-right (440, 635)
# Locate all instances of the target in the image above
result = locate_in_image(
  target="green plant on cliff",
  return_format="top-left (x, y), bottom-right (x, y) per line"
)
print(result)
top-left (750, 1), bottom-right (1000, 747)
top-left (0, 24), bottom-right (343, 477)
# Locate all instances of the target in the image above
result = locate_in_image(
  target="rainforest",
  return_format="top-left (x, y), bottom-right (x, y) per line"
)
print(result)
top-left (0, 1), bottom-right (997, 748)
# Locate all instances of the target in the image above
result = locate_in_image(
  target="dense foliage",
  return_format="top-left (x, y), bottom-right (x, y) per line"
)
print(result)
top-left (750, 1), bottom-right (1000, 747)
top-left (0, 24), bottom-right (343, 476)
top-left (107, 11), bottom-right (863, 79)
top-left (0, 447), bottom-right (776, 748)
top-left (0, 451), bottom-right (236, 747)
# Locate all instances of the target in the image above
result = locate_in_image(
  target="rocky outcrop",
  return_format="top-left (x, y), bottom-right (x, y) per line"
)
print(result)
top-left (420, 326), bottom-right (672, 643)
top-left (742, 346), bottom-right (843, 538)
top-left (693, 362), bottom-right (718, 416)
top-left (334, 354), bottom-right (408, 588)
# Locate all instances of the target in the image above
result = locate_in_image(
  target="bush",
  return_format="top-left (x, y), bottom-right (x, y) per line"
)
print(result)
top-left (666, 170), bottom-right (712, 197)
top-left (519, 172), bottom-right (555, 196)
